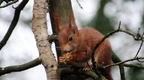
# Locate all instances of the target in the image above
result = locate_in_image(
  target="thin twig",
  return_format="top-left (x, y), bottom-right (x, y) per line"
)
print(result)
top-left (124, 64), bottom-right (144, 69)
top-left (0, 0), bottom-right (29, 50)
top-left (48, 34), bottom-right (57, 43)
top-left (91, 22), bottom-right (123, 75)
top-left (91, 22), bottom-right (144, 80)
top-left (0, 0), bottom-right (18, 8)
top-left (134, 32), bottom-right (144, 59)
top-left (76, 0), bottom-right (83, 9)
top-left (104, 57), bottom-right (144, 68)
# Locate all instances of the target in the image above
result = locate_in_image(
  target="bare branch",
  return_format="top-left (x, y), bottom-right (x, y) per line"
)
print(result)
top-left (134, 32), bottom-right (144, 59)
top-left (0, 0), bottom-right (18, 8)
top-left (0, 0), bottom-right (29, 50)
top-left (112, 53), bottom-right (125, 80)
top-left (91, 22), bottom-right (144, 80)
top-left (124, 64), bottom-right (144, 69)
top-left (91, 22), bottom-right (144, 71)
top-left (104, 57), bottom-right (144, 68)
top-left (48, 34), bottom-right (57, 43)
top-left (76, 0), bottom-right (83, 9)
top-left (0, 58), bottom-right (41, 76)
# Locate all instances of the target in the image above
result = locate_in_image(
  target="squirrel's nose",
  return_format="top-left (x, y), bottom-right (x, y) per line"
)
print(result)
top-left (62, 44), bottom-right (73, 53)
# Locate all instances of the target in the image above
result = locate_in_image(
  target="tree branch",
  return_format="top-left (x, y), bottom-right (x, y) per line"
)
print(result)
top-left (0, 0), bottom-right (18, 8)
top-left (91, 22), bottom-right (144, 70)
top-left (112, 52), bottom-right (125, 80)
top-left (124, 64), bottom-right (144, 69)
top-left (0, 0), bottom-right (29, 50)
top-left (48, 34), bottom-right (57, 43)
top-left (104, 57), bottom-right (144, 68)
top-left (91, 22), bottom-right (144, 80)
top-left (0, 58), bottom-right (41, 76)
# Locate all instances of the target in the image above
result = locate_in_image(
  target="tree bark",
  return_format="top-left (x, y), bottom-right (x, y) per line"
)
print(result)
top-left (32, 0), bottom-right (59, 80)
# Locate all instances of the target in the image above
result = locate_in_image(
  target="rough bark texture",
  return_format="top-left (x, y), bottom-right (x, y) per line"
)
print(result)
top-left (32, 0), bottom-right (59, 80)
top-left (49, 0), bottom-right (74, 32)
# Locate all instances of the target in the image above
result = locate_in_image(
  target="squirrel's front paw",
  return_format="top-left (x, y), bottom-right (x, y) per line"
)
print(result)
top-left (58, 53), bottom-right (73, 64)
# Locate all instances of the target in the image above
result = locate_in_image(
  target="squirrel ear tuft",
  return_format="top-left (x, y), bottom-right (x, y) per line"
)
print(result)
top-left (68, 14), bottom-right (78, 33)
top-left (54, 15), bottom-right (62, 33)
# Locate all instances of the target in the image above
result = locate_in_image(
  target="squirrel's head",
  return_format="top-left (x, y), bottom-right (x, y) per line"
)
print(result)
top-left (58, 16), bottom-right (80, 54)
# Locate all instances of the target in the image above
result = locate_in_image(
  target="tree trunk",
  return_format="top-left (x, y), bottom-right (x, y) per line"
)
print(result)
top-left (32, 0), bottom-right (59, 80)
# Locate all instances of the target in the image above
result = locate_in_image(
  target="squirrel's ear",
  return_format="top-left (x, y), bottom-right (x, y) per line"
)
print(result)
top-left (69, 14), bottom-right (78, 33)
top-left (55, 15), bottom-right (62, 32)
top-left (53, 15), bottom-right (65, 33)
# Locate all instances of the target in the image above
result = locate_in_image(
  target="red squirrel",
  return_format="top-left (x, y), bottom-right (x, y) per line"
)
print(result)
top-left (58, 18), bottom-right (112, 80)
